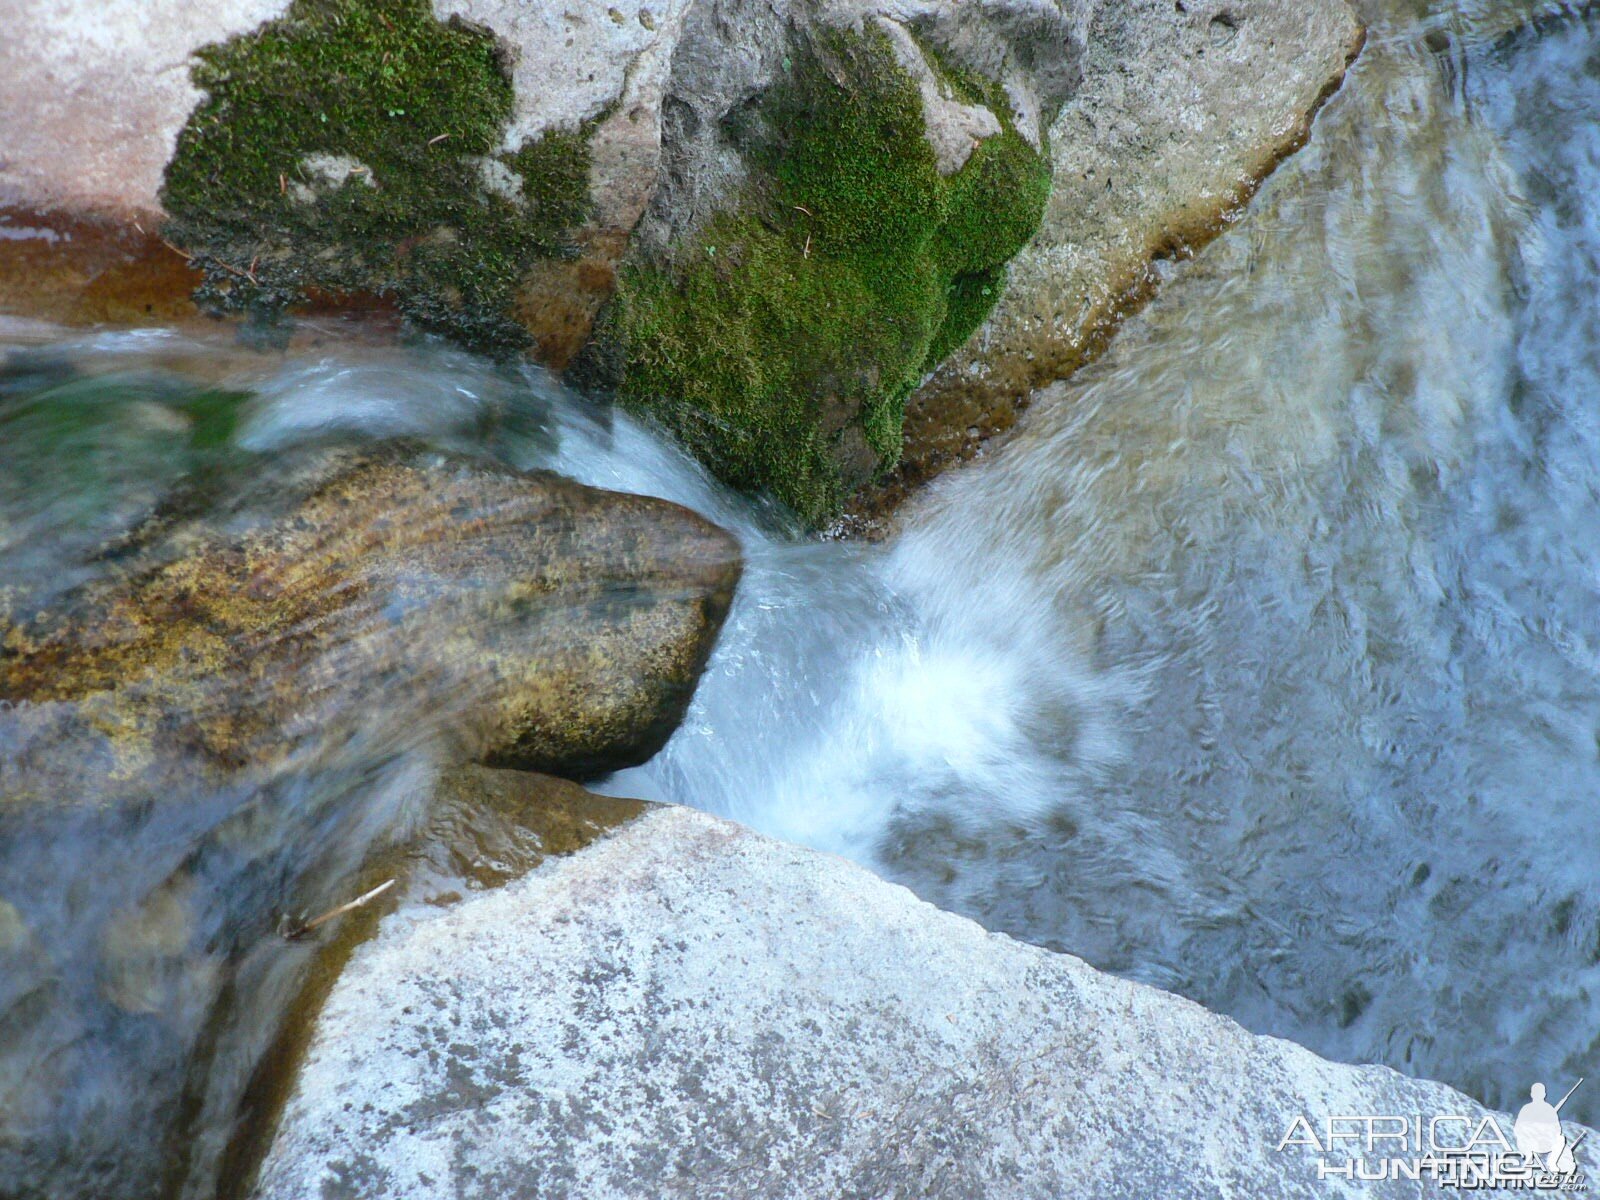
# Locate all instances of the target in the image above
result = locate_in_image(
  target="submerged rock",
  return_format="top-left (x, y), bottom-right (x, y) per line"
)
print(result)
top-left (0, 444), bottom-right (742, 781)
top-left (254, 805), bottom-right (1586, 1199)
top-left (0, 448), bottom-right (735, 1200)
top-left (404, 765), bottom-right (651, 898)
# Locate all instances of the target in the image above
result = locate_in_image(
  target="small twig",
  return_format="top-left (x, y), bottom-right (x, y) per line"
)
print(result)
top-left (279, 172), bottom-right (287, 195)
top-left (793, 206), bottom-right (815, 257)
top-left (281, 878), bottom-right (396, 941)
top-left (427, 132), bottom-right (451, 146)
top-left (161, 236), bottom-right (261, 284)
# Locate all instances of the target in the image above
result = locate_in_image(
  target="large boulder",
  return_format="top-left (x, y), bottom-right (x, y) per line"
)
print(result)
top-left (583, 0), bottom-right (1081, 525)
top-left (866, 0), bottom-right (1366, 524)
top-left (0, 450), bottom-right (736, 1200)
top-left (1, 444), bottom-right (741, 781)
top-left (0, 0), bottom-right (685, 346)
top-left (0, 0), bottom-right (1360, 525)
top-left (252, 805), bottom-right (1592, 1199)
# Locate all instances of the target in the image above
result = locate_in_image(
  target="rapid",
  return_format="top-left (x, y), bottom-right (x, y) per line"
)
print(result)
top-left (2, 2), bottom-right (1596, 1173)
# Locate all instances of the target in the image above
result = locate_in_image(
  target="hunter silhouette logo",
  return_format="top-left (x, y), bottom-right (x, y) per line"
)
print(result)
top-left (1278, 1076), bottom-right (1590, 1190)
top-left (1515, 1080), bottom-right (1586, 1180)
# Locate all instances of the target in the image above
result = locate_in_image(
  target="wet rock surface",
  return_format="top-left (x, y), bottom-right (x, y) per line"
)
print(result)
top-left (0, 749), bottom-right (663, 1200)
top-left (857, 0), bottom-right (1367, 528)
top-left (1, 443), bottom-right (742, 782)
top-left (254, 805), bottom-right (1587, 1200)
top-left (403, 765), bottom-right (652, 898)
top-left (0, 444), bottom-right (736, 1200)
top-left (1, 0), bottom-right (1362, 525)
top-left (216, 766), bottom-right (650, 1199)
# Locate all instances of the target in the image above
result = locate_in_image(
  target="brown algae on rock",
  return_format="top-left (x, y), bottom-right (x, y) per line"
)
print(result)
top-left (0, 444), bottom-right (742, 785)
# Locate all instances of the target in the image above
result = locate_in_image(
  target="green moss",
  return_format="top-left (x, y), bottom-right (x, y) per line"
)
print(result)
top-left (604, 26), bottom-right (1050, 526)
top-left (161, 0), bottom-right (591, 350)
top-left (0, 368), bottom-right (253, 551)
top-left (934, 133), bottom-right (1053, 279)
top-left (924, 265), bottom-right (1004, 370)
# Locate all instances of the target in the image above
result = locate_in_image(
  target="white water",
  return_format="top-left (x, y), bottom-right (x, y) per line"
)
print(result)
top-left (4, 0), bottom-right (1597, 1150)
top-left (610, 3), bottom-right (1600, 1121)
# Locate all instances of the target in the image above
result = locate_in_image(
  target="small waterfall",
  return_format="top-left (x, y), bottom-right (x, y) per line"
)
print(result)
top-left (619, 3), bottom-right (1600, 1122)
top-left (4, 0), bottom-right (1599, 1162)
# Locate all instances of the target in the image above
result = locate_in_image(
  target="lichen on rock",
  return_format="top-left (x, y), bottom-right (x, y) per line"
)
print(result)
top-left (160, 0), bottom-right (594, 349)
top-left (596, 21), bottom-right (1052, 528)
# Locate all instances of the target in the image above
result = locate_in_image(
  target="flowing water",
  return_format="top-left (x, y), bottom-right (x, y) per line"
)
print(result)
top-left (3, 0), bottom-right (1599, 1187)
top-left (0, 325), bottom-right (767, 1199)
top-left (617, 0), bottom-right (1600, 1122)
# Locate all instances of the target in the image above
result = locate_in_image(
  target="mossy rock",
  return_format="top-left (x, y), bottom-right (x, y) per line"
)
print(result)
top-left (161, 0), bottom-right (593, 350)
top-left (598, 24), bottom-right (1052, 527)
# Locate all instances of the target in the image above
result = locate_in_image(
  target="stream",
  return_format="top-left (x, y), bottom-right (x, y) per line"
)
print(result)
top-left (619, 0), bottom-right (1600, 1122)
top-left (2, 0), bottom-right (1598, 1185)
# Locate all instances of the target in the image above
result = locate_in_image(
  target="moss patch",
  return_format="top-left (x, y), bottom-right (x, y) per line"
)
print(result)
top-left (161, 0), bottom-right (591, 350)
top-left (603, 25), bottom-right (1051, 526)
